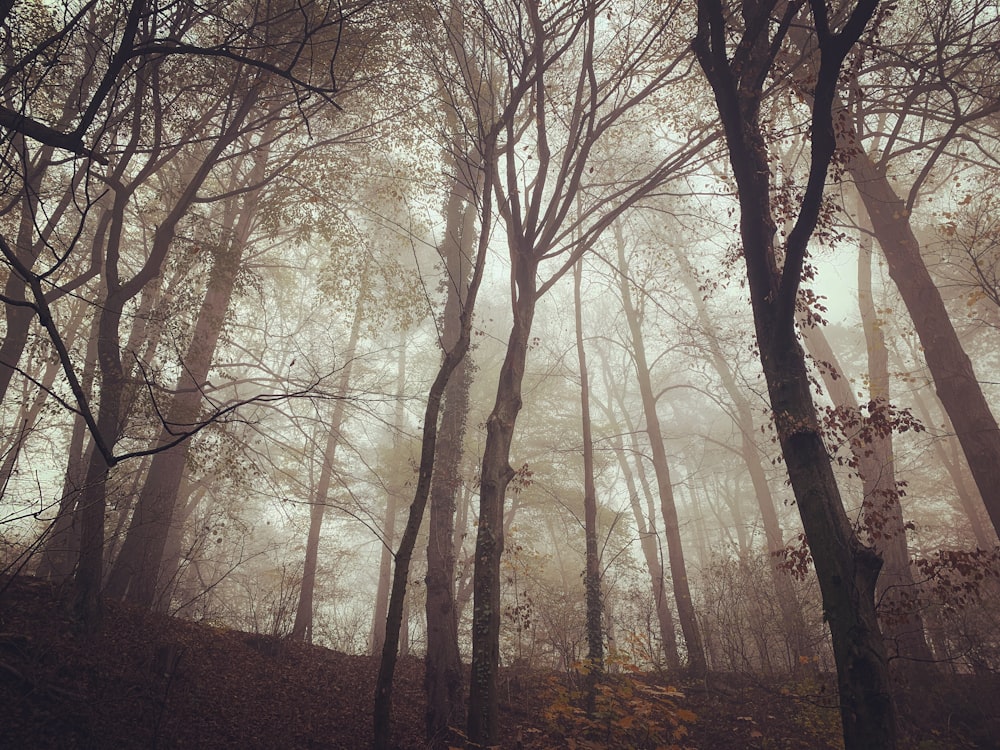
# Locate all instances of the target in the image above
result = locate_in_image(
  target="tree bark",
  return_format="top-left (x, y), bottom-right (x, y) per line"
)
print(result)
top-left (615, 225), bottom-right (706, 675)
top-left (842, 125), bottom-right (1000, 540)
top-left (574, 257), bottom-right (603, 706)
top-left (424, 164), bottom-right (477, 744)
top-left (106, 135), bottom-right (270, 608)
top-left (693, 1), bottom-right (895, 747)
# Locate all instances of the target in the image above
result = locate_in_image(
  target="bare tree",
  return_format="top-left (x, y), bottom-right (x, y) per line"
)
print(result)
top-left (462, 1), bottom-right (711, 744)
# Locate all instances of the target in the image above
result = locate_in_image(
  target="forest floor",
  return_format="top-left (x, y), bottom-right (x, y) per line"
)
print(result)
top-left (0, 575), bottom-right (996, 749)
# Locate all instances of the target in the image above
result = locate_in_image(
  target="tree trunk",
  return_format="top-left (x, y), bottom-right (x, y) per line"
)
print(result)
top-left (290, 283), bottom-right (364, 642)
top-left (70, 83), bottom-right (262, 631)
top-left (0, 297), bottom-right (88, 498)
top-left (373, 138), bottom-right (493, 750)
top-left (693, 3), bottom-right (896, 746)
top-left (905, 382), bottom-right (994, 549)
top-left (574, 258), bottom-right (603, 705)
top-left (73, 298), bottom-right (128, 632)
top-left (424, 168), bottom-right (477, 744)
top-left (467, 247), bottom-right (537, 747)
top-left (0, 138), bottom-right (58, 404)
top-left (675, 251), bottom-right (814, 668)
top-left (372, 337), bottom-right (408, 656)
top-left (856, 209), bottom-right (936, 672)
top-left (843, 126), bottom-right (1000, 539)
top-left (614, 226), bottom-right (706, 675)
top-left (105, 131), bottom-right (272, 608)
top-left (595, 349), bottom-right (681, 668)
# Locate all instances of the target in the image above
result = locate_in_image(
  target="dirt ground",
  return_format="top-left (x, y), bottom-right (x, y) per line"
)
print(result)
top-left (0, 575), bottom-right (996, 749)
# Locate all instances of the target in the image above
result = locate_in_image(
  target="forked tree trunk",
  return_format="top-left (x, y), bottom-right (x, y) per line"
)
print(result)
top-left (694, 2), bottom-right (896, 747)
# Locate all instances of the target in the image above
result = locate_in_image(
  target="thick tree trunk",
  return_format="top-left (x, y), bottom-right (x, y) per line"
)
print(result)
top-left (693, 2), bottom-right (895, 745)
top-left (467, 250), bottom-right (536, 747)
top-left (763, 314), bottom-right (895, 749)
top-left (843, 131), bottom-right (1000, 539)
top-left (800, 319), bottom-right (935, 672)
top-left (615, 227), bottom-right (706, 675)
top-left (424, 181), bottom-right (476, 743)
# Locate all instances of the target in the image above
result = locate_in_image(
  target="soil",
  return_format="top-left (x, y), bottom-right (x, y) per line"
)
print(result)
top-left (0, 575), bottom-right (996, 749)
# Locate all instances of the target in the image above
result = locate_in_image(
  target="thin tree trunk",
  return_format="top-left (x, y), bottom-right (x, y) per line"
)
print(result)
top-left (424, 167), bottom-right (478, 743)
top-left (466, 243), bottom-right (539, 744)
top-left (614, 225), bottom-right (706, 675)
top-left (574, 258), bottom-right (603, 706)
top-left (290, 284), bottom-right (365, 642)
top-left (372, 337), bottom-right (408, 656)
top-left (597, 397), bottom-right (680, 668)
top-left (34, 310), bottom-right (100, 582)
top-left (0, 297), bottom-right (88, 497)
top-left (373, 139), bottom-right (493, 750)
top-left (596, 350), bottom-right (681, 668)
top-left (674, 251), bottom-right (813, 667)
top-left (856, 207), bottom-right (936, 671)
top-left (906, 382), bottom-right (993, 549)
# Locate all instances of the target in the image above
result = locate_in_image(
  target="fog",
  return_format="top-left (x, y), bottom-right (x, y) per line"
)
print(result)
top-left (2, 1), bottom-right (999, 748)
